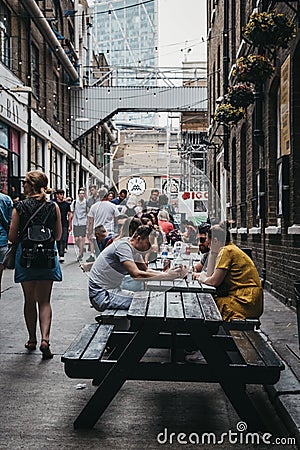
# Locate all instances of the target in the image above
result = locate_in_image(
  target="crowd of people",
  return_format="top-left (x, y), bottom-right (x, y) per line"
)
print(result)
top-left (0, 172), bottom-right (263, 361)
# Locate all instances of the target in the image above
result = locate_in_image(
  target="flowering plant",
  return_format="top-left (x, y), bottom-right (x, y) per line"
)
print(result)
top-left (243, 10), bottom-right (296, 48)
top-left (225, 84), bottom-right (255, 108)
top-left (214, 103), bottom-right (245, 126)
top-left (232, 54), bottom-right (274, 84)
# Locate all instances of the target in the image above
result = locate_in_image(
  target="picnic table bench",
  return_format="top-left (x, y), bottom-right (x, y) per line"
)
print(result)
top-left (62, 290), bottom-right (283, 430)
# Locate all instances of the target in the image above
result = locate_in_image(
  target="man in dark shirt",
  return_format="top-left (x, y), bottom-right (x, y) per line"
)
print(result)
top-left (53, 189), bottom-right (71, 263)
top-left (145, 189), bottom-right (160, 213)
top-left (111, 189), bottom-right (127, 206)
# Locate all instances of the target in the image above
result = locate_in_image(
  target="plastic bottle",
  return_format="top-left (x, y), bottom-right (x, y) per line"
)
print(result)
top-left (161, 245), bottom-right (168, 257)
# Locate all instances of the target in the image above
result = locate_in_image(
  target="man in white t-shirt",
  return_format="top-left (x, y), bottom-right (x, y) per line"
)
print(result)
top-left (89, 225), bottom-right (188, 312)
top-left (70, 188), bottom-right (88, 262)
top-left (87, 198), bottom-right (120, 258)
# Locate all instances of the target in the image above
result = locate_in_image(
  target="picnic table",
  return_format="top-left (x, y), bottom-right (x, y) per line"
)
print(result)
top-left (62, 289), bottom-right (284, 430)
top-left (146, 277), bottom-right (216, 294)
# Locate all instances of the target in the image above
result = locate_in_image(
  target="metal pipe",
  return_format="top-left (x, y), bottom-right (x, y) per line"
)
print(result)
top-left (223, 0), bottom-right (230, 171)
top-left (102, 122), bottom-right (117, 143)
top-left (20, 0), bottom-right (79, 83)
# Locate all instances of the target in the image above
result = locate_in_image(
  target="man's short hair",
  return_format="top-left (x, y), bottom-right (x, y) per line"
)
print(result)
top-left (78, 187), bottom-right (85, 194)
top-left (56, 189), bottom-right (65, 195)
top-left (95, 224), bottom-right (106, 234)
top-left (119, 189), bottom-right (127, 196)
top-left (89, 184), bottom-right (97, 190)
top-left (132, 225), bottom-right (153, 239)
top-left (150, 189), bottom-right (159, 195)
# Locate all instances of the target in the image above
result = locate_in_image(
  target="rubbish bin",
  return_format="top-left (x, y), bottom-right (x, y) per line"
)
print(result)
top-left (294, 281), bottom-right (300, 351)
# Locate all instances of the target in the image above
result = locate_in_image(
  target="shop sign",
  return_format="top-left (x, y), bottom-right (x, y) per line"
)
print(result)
top-left (127, 176), bottom-right (146, 195)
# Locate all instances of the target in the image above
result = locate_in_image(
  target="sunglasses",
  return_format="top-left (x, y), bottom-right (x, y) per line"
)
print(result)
top-left (22, 179), bottom-right (32, 186)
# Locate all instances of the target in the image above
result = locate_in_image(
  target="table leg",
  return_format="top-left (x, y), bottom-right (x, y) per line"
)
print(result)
top-left (187, 324), bottom-right (264, 431)
top-left (74, 321), bottom-right (161, 429)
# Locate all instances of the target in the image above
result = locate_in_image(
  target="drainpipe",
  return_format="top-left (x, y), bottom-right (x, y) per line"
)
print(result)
top-left (223, 0), bottom-right (230, 171)
top-left (19, 0), bottom-right (79, 84)
top-left (102, 122), bottom-right (117, 144)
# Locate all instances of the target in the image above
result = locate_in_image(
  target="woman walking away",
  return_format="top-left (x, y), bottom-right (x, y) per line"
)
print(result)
top-left (8, 171), bottom-right (62, 359)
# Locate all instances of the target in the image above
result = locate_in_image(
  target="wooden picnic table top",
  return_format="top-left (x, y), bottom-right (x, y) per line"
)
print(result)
top-left (146, 278), bottom-right (216, 294)
top-left (127, 290), bottom-right (222, 329)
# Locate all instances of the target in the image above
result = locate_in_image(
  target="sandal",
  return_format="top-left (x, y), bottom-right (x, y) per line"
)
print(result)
top-left (25, 340), bottom-right (37, 351)
top-left (40, 339), bottom-right (53, 360)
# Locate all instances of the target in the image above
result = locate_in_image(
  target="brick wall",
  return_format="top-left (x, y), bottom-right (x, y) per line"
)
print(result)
top-left (207, 0), bottom-right (300, 307)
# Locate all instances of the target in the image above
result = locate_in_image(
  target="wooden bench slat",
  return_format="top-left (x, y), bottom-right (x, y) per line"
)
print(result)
top-left (198, 293), bottom-right (222, 322)
top-left (165, 292), bottom-right (184, 319)
top-left (182, 292), bottom-right (204, 320)
top-left (101, 309), bottom-right (128, 318)
top-left (82, 325), bottom-right (114, 360)
top-left (222, 319), bottom-right (260, 331)
top-left (62, 324), bottom-right (99, 360)
top-left (243, 330), bottom-right (284, 368)
top-left (230, 331), bottom-right (266, 367)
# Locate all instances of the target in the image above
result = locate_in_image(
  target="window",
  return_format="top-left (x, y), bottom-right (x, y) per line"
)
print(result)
top-left (29, 134), bottom-right (45, 172)
top-left (50, 147), bottom-right (63, 190)
top-left (0, 2), bottom-right (11, 67)
top-left (31, 43), bottom-right (40, 99)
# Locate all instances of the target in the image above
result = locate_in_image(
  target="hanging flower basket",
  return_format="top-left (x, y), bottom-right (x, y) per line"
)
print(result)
top-left (232, 54), bottom-right (274, 84)
top-left (214, 103), bottom-right (245, 126)
top-left (225, 84), bottom-right (255, 108)
top-left (243, 10), bottom-right (296, 48)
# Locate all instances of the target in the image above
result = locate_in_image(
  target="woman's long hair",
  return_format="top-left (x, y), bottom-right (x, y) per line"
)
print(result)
top-left (25, 171), bottom-right (52, 201)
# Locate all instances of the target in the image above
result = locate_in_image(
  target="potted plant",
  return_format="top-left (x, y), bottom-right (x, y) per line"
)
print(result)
top-left (243, 10), bottom-right (296, 48)
top-left (214, 103), bottom-right (245, 126)
top-left (225, 84), bottom-right (255, 108)
top-left (232, 54), bottom-right (274, 84)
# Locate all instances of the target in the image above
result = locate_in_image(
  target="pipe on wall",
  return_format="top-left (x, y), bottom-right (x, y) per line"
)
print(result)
top-left (20, 0), bottom-right (79, 84)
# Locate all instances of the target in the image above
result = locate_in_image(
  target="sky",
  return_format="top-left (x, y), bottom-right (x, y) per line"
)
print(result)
top-left (158, 0), bottom-right (207, 67)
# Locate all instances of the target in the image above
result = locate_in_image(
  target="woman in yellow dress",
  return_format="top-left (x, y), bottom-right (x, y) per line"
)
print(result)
top-left (196, 222), bottom-right (263, 321)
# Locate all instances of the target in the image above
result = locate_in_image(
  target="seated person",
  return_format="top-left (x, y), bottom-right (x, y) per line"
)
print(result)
top-left (89, 225), bottom-right (188, 312)
top-left (193, 223), bottom-right (211, 273)
top-left (196, 222), bottom-right (263, 322)
top-left (181, 220), bottom-right (198, 245)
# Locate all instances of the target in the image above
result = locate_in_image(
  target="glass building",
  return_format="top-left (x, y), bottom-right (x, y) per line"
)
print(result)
top-left (92, 0), bottom-right (158, 124)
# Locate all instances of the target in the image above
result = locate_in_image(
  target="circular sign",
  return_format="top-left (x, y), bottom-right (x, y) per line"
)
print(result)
top-left (127, 177), bottom-right (146, 195)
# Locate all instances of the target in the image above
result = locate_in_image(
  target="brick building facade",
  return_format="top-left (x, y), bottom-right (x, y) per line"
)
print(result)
top-left (207, 0), bottom-right (300, 306)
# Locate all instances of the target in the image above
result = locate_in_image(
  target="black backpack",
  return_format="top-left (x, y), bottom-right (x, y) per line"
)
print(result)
top-left (20, 203), bottom-right (56, 269)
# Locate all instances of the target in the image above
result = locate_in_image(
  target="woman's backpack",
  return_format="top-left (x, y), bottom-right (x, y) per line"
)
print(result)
top-left (20, 203), bottom-right (56, 269)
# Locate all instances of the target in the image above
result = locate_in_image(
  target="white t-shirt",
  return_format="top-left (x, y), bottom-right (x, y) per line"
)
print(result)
top-left (89, 237), bottom-right (143, 294)
top-left (71, 198), bottom-right (87, 226)
top-left (88, 200), bottom-right (119, 233)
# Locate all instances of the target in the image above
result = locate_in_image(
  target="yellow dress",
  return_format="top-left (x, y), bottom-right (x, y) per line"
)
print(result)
top-left (214, 243), bottom-right (263, 321)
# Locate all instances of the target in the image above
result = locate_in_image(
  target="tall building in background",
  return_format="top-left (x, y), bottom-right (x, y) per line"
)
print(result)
top-left (92, 0), bottom-right (158, 125)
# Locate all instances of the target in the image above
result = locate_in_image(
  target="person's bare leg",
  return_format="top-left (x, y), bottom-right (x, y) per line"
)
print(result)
top-left (21, 281), bottom-right (38, 343)
top-left (34, 280), bottom-right (53, 342)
